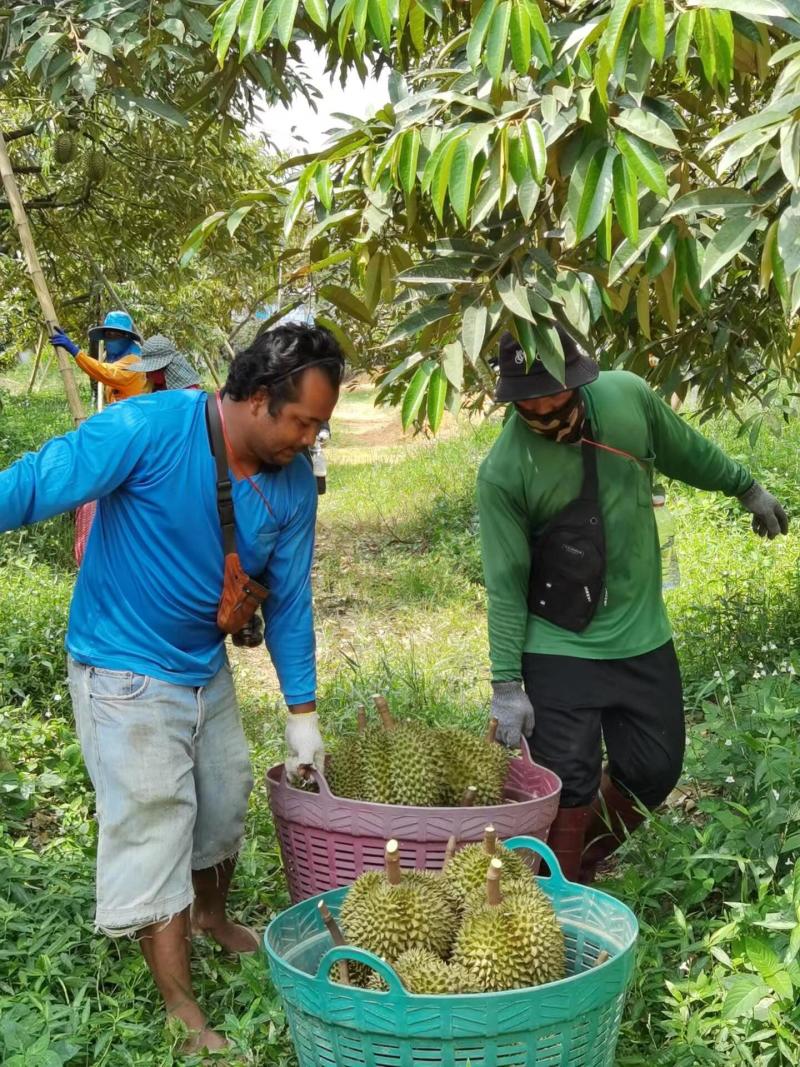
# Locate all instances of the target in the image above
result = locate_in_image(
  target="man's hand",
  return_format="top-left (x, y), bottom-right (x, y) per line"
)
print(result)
top-left (491, 681), bottom-right (534, 748)
top-left (285, 710), bottom-right (325, 776)
top-left (50, 329), bottom-right (80, 357)
top-left (739, 482), bottom-right (789, 540)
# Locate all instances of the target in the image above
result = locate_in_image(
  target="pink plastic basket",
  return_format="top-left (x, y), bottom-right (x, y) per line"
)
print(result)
top-left (266, 738), bottom-right (561, 902)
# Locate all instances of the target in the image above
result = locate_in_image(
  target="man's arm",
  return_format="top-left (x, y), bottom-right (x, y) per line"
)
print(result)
top-left (0, 402), bottom-right (151, 531)
top-left (642, 379), bottom-right (752, 495)
top-left (75, 352), bottom-right (145, 392)
top-left (477, 472), bottom-right (531, 682)
top-left (262, 471), bottom-right (318, 708)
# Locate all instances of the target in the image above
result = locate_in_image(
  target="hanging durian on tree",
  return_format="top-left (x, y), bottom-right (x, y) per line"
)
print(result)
top-left (53, 133), bottom-right (76, 164)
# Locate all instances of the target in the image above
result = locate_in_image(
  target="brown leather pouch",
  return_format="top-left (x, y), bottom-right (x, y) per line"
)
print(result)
top-left (206, 394), bottom-right (269, 636)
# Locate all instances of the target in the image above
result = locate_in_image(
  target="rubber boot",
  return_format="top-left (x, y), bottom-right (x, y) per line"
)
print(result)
top-left (579, 770), bottom-right (647, 883)
top-left (545, 805), bottom-right (592, 882)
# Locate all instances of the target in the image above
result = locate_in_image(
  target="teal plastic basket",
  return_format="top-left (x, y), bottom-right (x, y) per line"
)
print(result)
top-left (265, 836), bottom-right (638, 1067)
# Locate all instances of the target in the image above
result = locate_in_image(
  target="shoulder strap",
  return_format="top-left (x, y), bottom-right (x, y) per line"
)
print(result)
top-left (205, 393), bottom-right (236, 556)
top-left (579, 421), bottom-right (599, 501)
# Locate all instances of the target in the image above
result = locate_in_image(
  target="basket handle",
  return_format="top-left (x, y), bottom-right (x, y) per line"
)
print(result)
top-left (503, 835), bottom-right (569, 890)
top-left (317, 945), bottom-right (407, 995)
top-left (517, 735), bottom-right (535, 765)
top-left (281, 763), bottom-right (335, 799)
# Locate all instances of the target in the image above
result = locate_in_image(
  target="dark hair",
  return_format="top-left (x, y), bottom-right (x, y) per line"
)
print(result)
top-left (223, 323), bottom-right (345, 413)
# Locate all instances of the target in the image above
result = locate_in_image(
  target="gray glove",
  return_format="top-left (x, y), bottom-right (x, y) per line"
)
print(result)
top-left (491, 681), bottom-right (534, 748)
top-left (738, 482), bottom-right (789, 540)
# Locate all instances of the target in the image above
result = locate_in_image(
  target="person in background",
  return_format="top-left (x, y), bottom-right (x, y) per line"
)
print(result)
top-left (125, 334), bottom-right (201, 392)
top-left (50, 310), bottom-right (145, 403)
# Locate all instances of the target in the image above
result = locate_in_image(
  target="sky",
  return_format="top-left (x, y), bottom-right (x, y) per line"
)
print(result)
top-left (254, 41), bottom-right (390, 155)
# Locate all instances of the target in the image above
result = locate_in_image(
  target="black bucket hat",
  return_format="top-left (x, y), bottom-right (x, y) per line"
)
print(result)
top-left (495, 325), bottom-right (598, 402)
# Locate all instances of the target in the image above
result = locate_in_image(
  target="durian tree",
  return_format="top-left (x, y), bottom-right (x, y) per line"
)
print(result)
top-left (182, 0), bottom-right (800, 433)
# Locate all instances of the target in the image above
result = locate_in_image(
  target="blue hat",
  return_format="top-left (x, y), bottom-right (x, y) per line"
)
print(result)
top-left (88, 309), bottom-right (143, 344)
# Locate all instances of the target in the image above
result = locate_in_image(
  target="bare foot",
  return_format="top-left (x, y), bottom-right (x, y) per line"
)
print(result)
top-left (192, 914), bottom-right (260, 954)
top-left (180, 1025), bottom-right (229, 1054)
top-left (167, 1000), bottom-right (229, 1054)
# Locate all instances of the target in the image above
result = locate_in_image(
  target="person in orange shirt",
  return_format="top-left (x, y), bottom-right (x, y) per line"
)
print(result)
top-left (50, 310), bottom-right (147, 403)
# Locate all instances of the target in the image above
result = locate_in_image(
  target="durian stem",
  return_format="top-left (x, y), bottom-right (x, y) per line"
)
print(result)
top-left (487, 718), bottom-right (499, 744)
top-left (444, 835), bottom-right (458, 866)
top-left (372, 694), bottom-right (395, 731)
top-left (486, 857), bottom-right (503, 906)
top-left (594, 950), bottom-right (610, 967)
top-left (483, 825), bottom-right (497, 855)
top-left (356, 704), bottom-right (367, 734)
top-left (385, 839), bottom-right (402, 885)
top-left (317, 901), bottom-right (351, 985)
top-left (461, 785), bottom-right (478, 807)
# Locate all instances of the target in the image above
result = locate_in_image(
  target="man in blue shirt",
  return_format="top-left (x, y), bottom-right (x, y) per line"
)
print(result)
top-left (0, 323), bottom-right (344, 1052)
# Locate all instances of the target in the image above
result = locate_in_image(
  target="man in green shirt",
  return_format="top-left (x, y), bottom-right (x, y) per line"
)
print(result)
top-left (479, 328), bottom-right (788, 881)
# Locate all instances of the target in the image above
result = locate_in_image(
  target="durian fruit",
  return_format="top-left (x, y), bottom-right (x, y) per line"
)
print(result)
top-left (369, 695), bottom-right (445, 807)
top-left (53, 132), bottom-right (76, 164)
top-left (443, 827), bottom-right (533, 909)
top-left (359, 722), bottom-right (393, 803)
top-left (452, 858), bottom-right (566, 992)
top-left (326, 706), bottom-right (367, 798)
top-left (85, 149), bottom-right (107, 184)
top-left (438, 724), bottom-right (510, 806)
top-left (340, 840), bottom-right (458, 980)
top-left (367, 947), bottom-right (483, 994)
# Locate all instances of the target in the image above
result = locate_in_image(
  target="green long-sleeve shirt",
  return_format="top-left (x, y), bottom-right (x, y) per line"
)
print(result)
top-left (477, 371), bottom-right (752, 679)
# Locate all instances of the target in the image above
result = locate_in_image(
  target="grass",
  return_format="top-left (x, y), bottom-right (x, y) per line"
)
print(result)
top-left (1, 376), bottom-right (800, 1064)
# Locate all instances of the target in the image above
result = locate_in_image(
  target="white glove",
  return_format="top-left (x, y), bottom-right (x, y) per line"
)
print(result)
top-left (285, 711), bottom-right (325, 776)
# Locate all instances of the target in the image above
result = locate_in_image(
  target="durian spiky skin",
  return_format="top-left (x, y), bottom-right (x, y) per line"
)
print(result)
top-left (359, 725), bottom-right (392, 803)
top-left (367, 947), bottom-right (485, 994)
top-left (340, 868), bottom-right (458, 967)
top-left (438, 728), bottom-right (510, 806)
top-left (326, 736), bottom-right (365, 798)
top-left (386, 723), bottom-right (444, 806)
top-left (443, 842), bottom-right (532, 909)
top-left (452, 888), bottom-right (566, 992)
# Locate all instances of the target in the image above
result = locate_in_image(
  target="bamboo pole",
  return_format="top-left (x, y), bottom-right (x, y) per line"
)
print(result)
top-left (198, 347), bottom-right (222, 388)
top-left (0, 129), bottom-right (84, 423)
top-left (25, 328), bottom-right (45, 394)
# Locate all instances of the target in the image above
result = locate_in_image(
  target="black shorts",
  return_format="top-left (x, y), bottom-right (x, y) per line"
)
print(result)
top-left (522, 640), bottom-right (685, 808)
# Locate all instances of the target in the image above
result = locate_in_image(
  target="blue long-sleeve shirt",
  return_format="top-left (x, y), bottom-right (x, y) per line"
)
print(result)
top-left (0, 390), bottom-right (317, 703)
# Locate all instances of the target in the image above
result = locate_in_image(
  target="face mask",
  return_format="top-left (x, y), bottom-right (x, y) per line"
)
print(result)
top-left (517, 391), bottom-right (586, 444)
top-left (104, 337), bottom-right (129, 360)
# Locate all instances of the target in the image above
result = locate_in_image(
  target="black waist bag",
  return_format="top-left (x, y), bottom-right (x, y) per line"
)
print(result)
top-left (528, 423), bottom-right (605, 633)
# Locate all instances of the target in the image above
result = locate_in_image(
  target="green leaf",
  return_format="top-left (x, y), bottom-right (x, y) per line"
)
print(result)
top-left (226, 204), bottom-right (253, 235)
top-left (639, 0), bottom-right (665, 63)
top-left (663, 188), bottom-right (756, 220)
top-left (532, 322), bottom-right (565, 382)
top-left (485, 1), bottom-right (512, 80)
top-left (237, 0), bottom-right (264, 54)
top-left (523, 119), bottom-right (546, 183)
top-left (367, 0), bottom-right (392, 50)
top-left (600, 0), bottom-right (635, 68)
top-left (304, 0), bottom-right (328, 29)
top-left (318, 283), bottom-right (374, 324)
top-left (442, 341), bottom-right (464, 390)
top-left (127, 94), bottom-right (188, 127)
top-left (705, 94), bottom-right (800, 152)
top-left (213, 0), bottom-right (245, 63)
top-left (780, 122), bottom-right (800, 189)
top-left (449, 138), bottom-right (476, 227)
top-left (159, 17), bottom-right (186, 41)
top-left (721, 975), bottom-right (770, 1020)
top-left (614, 108), bottom-right (679, 152)
top-left (315, 315), bottom-right (358, 362)
top-left (694, 10), bottom-right (716, 86)
top-left (462, 305), bottom-right (488, 363)
top-left (497, 275), bottom-right (537, 321)
top-left (84, 26), bottom-right (115, 57)
top-left (612, 154), bottom-right (638, 243)
top-left (675, 12), bottom-right (695, 78)
top-left (275, 0), bottom-right (301, 47)
top-left (686, 0), bottom-right (790, 17)
top-left (609, 226), bottom-right (660, 284)
top-left (525, 0), bottom-right (552, 64)
top-left (25, 32), bottom-right (63, 75)
top-left (402, 360), bottom-right (436, 430)
top-left (377, 351), bottom-right (425, 392)
top-left (575, 146), bottom-right (616, 242)
top-left (699, 216), bottom-right (761, 287)
top-left (386, 304), bottom-right (454, 345)
top-left (645, 224), bottom-right (677, 279)
top-left (711, 10), bottom-right (734, 93)
top-left (431, 135), bottom-right (463, 222)
top-left (509, 0), bottom-right (532, 75)
top-left (427, 366), bottom-right (448, 431)
top-left (517, 174), bottom-right (540, 222)
top-left (467, 0), bottom-right (497, 68)
top-left (778, 193), bottom-right (800, 276)
top-left (615, 129), bottom-right (668, 199)
top-left (398, 128), bottom-right (421, 194)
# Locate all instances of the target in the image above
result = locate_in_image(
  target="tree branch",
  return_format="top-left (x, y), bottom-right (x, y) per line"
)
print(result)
top-left (5, 125), bottom-right (37, 143)
top-left (0, 197), bottom-right (84, 211)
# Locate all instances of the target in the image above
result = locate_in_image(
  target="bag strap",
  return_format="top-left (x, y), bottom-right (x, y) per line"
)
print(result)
top-left (205, 392), bottom-right (236, 556)
top-left (579, 421), bottom-right (600, 501)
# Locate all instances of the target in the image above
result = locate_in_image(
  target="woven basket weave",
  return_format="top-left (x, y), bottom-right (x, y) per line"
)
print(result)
top-left (266, 738), bottom-right (561, 902)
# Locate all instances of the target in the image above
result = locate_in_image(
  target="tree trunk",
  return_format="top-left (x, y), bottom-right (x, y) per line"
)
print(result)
top-left (26, 328), bottom-right (46, 394)
top-left (0, 129), bottom-right (84, 423)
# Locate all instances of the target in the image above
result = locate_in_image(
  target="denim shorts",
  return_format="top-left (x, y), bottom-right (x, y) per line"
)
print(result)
top-left (67, 656), bottom-right (254, 936)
